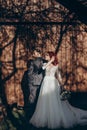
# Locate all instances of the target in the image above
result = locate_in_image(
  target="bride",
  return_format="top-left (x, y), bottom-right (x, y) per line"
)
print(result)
top-left (29, 51), bottom-right (87, 129)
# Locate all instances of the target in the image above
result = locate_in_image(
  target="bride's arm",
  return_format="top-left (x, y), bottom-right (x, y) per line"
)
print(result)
top-left (42, 57), bottom-right (54, 70)
top-left (56, 66), bottom-right (63, 85)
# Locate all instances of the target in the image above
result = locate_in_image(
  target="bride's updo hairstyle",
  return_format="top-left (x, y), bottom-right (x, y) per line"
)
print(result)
top-left (47, 51), bottom-right (58, 66)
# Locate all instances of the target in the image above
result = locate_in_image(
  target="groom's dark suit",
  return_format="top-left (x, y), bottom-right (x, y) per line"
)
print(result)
top-left (21, 57), bottom-right (46, 119)
top-left (28, 57), bottom-right (46, 104)
top-left (27, 57), bottom-right (46, 119)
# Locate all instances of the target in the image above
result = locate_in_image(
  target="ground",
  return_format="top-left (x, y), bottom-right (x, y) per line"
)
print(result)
top-left (0, 92), bottom-right (87, 130)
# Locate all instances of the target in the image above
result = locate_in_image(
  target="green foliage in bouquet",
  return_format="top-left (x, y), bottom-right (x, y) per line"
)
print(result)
top-left (60, 90), bottom-right (71, 101)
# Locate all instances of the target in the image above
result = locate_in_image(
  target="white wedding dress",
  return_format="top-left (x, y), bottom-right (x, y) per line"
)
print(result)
top-left (30, 64), bottom-right (87, 129)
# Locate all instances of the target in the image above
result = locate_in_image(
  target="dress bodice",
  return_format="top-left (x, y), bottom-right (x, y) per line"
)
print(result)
top-left (44, 65), bottom-right (58, 77)
top-left (42, 63), bottom-right (62, 81)
top-left (44, 64), bottom-right (58, 76)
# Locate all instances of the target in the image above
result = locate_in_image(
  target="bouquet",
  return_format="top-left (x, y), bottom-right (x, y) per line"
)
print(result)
top-left (60, 90), bottom-right (71, 101)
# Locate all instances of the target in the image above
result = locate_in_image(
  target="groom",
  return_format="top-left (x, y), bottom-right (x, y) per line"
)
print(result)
top-left (29, 49), bottom-right (45, 103)
top-left (27, 48), bottom-right (46, 119)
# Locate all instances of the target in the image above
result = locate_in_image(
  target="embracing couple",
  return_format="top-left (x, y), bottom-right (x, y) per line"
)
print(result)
top-left (22, 49), bottom-right (87, 129)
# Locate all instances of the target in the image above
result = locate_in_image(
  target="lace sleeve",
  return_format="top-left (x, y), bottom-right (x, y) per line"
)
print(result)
top-left (56, 66), bottom-right (62, 85)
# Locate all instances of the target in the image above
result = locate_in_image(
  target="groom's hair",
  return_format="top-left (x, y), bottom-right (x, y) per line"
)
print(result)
top-left (34, 48), bottom-right (41, 54)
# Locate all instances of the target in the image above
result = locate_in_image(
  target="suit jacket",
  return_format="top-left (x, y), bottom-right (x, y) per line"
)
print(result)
top-left (21, 58), bottom-right (46, 105)
top-left (21, 57), bottom-right (46, 92)
top-left (28, 57), bottom-right (46, 87)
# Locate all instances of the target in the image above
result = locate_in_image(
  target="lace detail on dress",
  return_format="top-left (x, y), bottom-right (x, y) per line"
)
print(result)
top-left (43, 64), bottom-right (58, 77)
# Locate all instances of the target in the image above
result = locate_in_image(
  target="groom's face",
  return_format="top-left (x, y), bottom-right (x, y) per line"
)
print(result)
top-left (33, 50), bottom-right (41, 58)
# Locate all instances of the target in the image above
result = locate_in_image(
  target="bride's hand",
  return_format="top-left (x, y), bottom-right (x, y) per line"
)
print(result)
top-left (51, 56), bottom-right (55, 62)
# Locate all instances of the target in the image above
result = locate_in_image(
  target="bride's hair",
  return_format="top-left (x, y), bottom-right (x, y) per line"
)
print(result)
top-left (47, 51), bottom-right (58, 65)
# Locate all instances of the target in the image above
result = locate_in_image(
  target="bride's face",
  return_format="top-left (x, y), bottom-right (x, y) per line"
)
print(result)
top-left (45, 53), bottom-right (50, 61)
